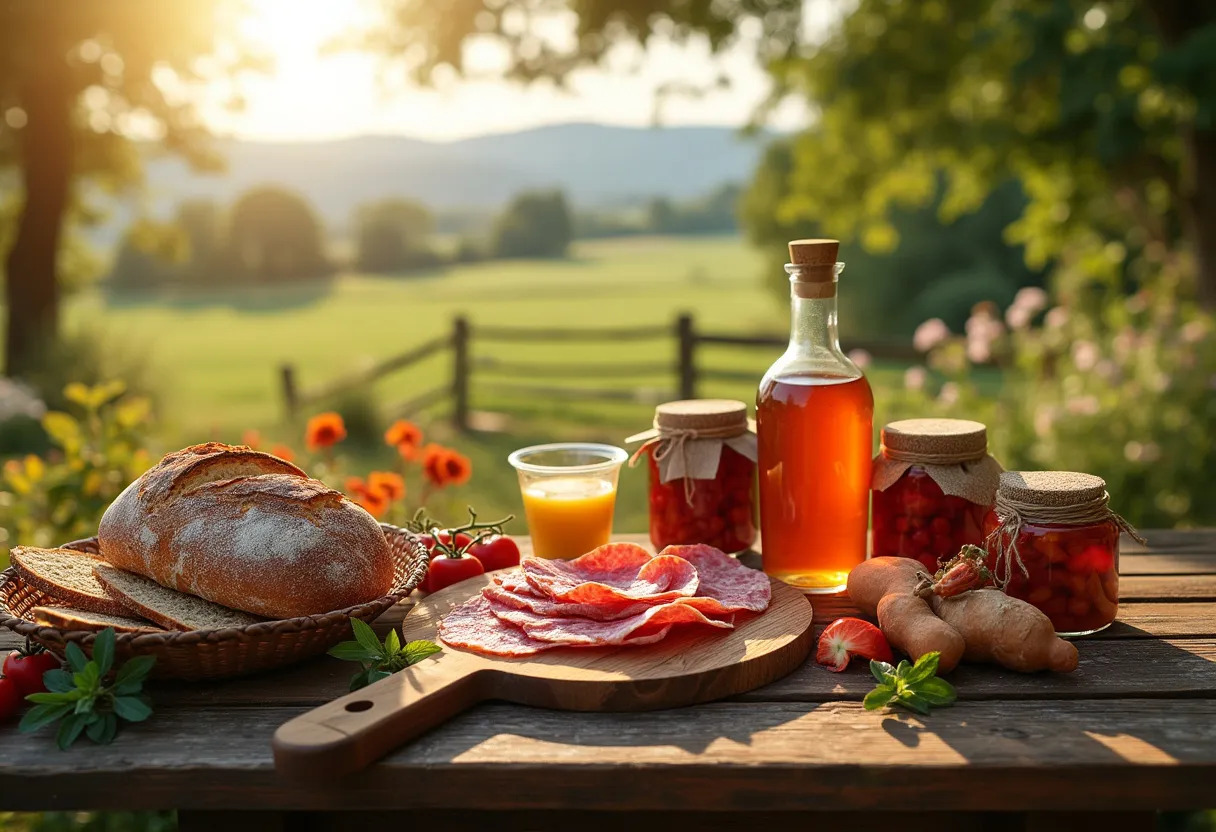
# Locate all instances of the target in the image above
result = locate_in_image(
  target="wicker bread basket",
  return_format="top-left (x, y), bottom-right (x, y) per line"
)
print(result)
top-left (0, 523), bottom-right (429, 680)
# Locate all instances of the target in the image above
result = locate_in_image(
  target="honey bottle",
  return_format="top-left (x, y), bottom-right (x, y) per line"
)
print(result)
top-left (757, 239), bottom-right (873, 592)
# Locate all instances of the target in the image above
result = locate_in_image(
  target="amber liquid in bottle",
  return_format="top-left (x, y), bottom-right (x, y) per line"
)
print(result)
top-left (757, 253), bottom-right (874, 592)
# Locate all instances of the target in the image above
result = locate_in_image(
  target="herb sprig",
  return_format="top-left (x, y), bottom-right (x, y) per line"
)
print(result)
top-left (18, 629), bottom-right (156, 749)
top-left (328, 618), bottom-right (441, 691)
top-left (863, 651), bottom-right (957, 715)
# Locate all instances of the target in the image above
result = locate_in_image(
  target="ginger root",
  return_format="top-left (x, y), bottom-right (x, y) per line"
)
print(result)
top-left (927, 589), bottom-right (1079, 673)
top-left (846, 557), bottom-right (965, 674)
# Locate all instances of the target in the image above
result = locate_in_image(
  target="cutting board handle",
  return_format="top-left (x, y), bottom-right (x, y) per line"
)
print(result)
top-left (273, 651), bottom-right (488, 781)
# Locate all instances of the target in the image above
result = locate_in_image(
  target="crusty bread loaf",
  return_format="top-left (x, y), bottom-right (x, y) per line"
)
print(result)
top-left (10, 546), bottom-right (132, 617)
top-left (94, 564), bottom-right (262, 631)
top-left (33, 606), bottom-right (163, 634)
top-left (97, 443), bottom-right (394, 619)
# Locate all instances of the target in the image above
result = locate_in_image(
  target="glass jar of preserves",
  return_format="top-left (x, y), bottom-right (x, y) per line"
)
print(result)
top-left (871, 418), bottom-right (1001, 573)
top-left (627, 399), bottom-right (757, 553)
top-left (984, 471), bottom-right (1145, 637)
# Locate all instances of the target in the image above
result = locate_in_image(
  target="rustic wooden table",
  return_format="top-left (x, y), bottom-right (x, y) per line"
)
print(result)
top-left (2, 531), bottom-right (1214, 832)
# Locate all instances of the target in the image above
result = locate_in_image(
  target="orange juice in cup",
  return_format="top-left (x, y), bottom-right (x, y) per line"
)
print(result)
top-left (508, 443), bottom-right (628, 559)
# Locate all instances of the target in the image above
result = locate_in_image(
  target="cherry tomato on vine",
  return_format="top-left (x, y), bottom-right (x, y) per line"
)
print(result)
top-left (3, 646), bottom-right (60, 696)
top-left (419, 530), bottom-right (473, 555)
top-left (424, 552), bottom-right (485, 593)
top-left (0, 677), bottom-right (22, 724)
top-left (467, 535), bottom-right (521, 572)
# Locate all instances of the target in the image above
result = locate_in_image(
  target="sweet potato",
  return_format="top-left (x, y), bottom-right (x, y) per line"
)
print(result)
top-left (846, 557), bottom-right (965, 673)
top-left (927, 589), bottom-right (1078, 673)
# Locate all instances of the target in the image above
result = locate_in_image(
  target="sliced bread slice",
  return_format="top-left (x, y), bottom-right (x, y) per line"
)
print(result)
top-left (11, 546), bottom-right (132, 617)
top-left (33, 606), bottom-right (163, 634)
top-left (92, 564), bottom-right (263, 631)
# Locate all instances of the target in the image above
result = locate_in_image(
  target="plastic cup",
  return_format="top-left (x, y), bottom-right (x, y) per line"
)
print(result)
top-left (507, 443), bottom-right (629, 559)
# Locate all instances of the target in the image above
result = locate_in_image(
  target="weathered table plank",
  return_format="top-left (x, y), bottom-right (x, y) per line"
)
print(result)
top-left (3, 700), bottom-right (1215, 812)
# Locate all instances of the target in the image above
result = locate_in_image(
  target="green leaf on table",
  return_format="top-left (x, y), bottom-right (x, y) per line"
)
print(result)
top-left (56, 713), bottom-right (90, 750)
top-left (20, 702), bottom-right (74, 733)
top-left (350, 618), bottom-right (385, 656)
top-left (903, 652), bottom-right (940, 686)
top-left (863, 686), bottom-right (896, 711)
top-left (92, 629), bottom-right (115, 676)
top-left (114, 655), bottom-right (156, 690)
top-left (328, 642), bottom-right (380, 663)
top-left (113, 695), bottom-right (153, 723)
top-left (64, 642), bottom-right (88, 673)
top-left (86, 713), bottom-right (119, 745)
top-left (383, 628), bottom-right (401, 655)
top-left (331, 624), bottom-right (442, 691)
top-left (42, 668), bottom-right (75, 694)
top-left (914, 677), bottom-right (958, 706)
top-left (870, 659), bottom-right (895, 685)
top-left (403, 640), bottom-right (442, 665)
top-left (864, 651), bottom-right (955, 717)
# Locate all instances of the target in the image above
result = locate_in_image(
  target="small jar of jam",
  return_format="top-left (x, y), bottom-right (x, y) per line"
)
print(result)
top-left (627, 399), bottom-right (757, 553)
top-left (871, 418), bottom-right (1001, 573)
top-left (984, 471), bottom-right (1144, 637)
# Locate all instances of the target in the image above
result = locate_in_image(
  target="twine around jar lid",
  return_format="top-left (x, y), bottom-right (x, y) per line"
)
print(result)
top-left (987, 469), bottom-right (1146, 589)
top-left (626, 399), bottom-right (757, 502)
top-left (881, 418), bottom-right (988, 464)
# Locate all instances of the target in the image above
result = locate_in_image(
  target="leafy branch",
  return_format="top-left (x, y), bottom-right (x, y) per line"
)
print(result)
top-left (863, 651), bottom-right (957, 715)
top-left (328, 618), bottom-right (441, 691)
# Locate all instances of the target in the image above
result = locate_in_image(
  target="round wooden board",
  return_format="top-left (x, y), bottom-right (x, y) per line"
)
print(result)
top-left (274, 570), bottom-right (814, 781)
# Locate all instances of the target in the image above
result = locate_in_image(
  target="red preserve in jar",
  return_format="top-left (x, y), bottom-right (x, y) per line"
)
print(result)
top-left (984, 471), bottom-right (1143, 637)
top-left (628, 399), bottom-right (758, 553)
top-left (871, 419), bottom-right (1001, 573)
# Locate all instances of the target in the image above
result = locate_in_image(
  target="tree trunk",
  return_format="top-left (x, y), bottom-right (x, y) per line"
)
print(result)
top-left (4, 55), bottom-right (72, 378)
top-left (1146, 0), bottom-right (1216, 309)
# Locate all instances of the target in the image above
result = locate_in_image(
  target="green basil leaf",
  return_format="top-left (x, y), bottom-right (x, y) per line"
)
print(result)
top-left (349, 668), bottom-right (372, 691)
top-left (904, 652), bottom-right (941, 686)
top-left (896, 691), bottom-right (932, 715)
top-left (42, 669), bottom-right (75, 694)
top-left (73, 696), bottom-right (95, 715)
top-left (73, 663), bottom-right (101, 693)
top-left (870, 659), bottom-right (896, 685)
top-left (383, 628), bottom-right (401, 655)
top-left (364, 669), bottom-right (392, 687)
top-left (112, 695), bottom-right (153, 723)
top-left (92, 629), bottom-right (116, 677)
top-left (86, 715), bottom-right (110, 743)
top-left (350, 618), bottom-right (384, 656)
top-left (402, 640), bottom-right (442, 665)
top-left (895, 659), bottom-right (911, 676)
top-left (97, 713), bottom-right (119, 745)
top-left (327, 642), bottom-right (380, 662)
top-left (56, 713), bottom-right (89, 750)
top-left (913, 677), bottom-right (958, 706)
top-left (114, 655), bottom-right (156, 689)
top-left (19, 702), bottom-right (73, 733)
top-left (862, 686), bottom-right (896, 711)
top-left (64, 643), bottom-right (88, 674)
top-left (25, 691), bottom-right (73, 705)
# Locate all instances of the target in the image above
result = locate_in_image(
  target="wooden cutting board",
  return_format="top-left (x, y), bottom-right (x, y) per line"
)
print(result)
top-left (273, 572), bottom-right (814, 780)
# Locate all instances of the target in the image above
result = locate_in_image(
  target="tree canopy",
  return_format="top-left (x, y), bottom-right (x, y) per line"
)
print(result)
top-left (493, 190), bottom-right (574, 258)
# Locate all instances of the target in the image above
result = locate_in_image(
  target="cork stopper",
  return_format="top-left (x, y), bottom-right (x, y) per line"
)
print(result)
top-left (654, 399), bottom-right (749, 435)
top-left (788, 239), bottom-right (839, 267)
top-left (997, 471), bottom-right (1107, 507)
top-left (882, 418), bottom-right (988, 460)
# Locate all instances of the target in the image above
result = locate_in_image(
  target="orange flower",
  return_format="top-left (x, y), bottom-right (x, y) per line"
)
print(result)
top-left (356, 489), bottom-right (388, 518)
top-left (242, 430), bottom-right (262, 450)
top-left (384, 420), bottom-right (422, 450)
top-left (421, 443), bottom-right (449, 487)
top-left (441, 450), bottom-right (472, 486)
top-left (306, 412), bottom-right (346, 450)
top-left (270, 444), bottom-right (295, 463)
top-left (397, 441), bottom-right (420, 462)
top-left (367, 471), bottom-right (406, 501)
top-left (344, 475), bottom-right (367, 496)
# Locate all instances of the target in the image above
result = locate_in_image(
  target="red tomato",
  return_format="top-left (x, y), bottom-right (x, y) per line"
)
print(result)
top-left (816, 618), bottom-right (894, 672)
top-left (467, 535), bottom-right (520, 572)
top-left (424, 552), bottom-right (485, 593)
top-left (0, 677), bottom-right (21, 723)
top-left (2, 648), bottom-right (60, 696)
top-left (419, 530), bottom-right (474, 555)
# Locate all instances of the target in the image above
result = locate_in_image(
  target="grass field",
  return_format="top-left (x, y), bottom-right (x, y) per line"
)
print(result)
top-left (65, 234), bottom-right (908, 533)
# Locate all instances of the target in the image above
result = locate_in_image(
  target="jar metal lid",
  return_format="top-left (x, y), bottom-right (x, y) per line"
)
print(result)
top-left (881, 418), bottom-right (988, 461)
top-left (997, 470), bottom-right (1107, 508)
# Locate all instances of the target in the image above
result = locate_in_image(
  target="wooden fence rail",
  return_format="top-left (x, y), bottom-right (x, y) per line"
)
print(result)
top-left (279, 314), bottom-right (918, 431)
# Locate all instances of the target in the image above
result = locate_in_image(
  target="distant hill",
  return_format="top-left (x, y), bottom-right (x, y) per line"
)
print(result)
top-left (139, 123), bottom-right (771, 226)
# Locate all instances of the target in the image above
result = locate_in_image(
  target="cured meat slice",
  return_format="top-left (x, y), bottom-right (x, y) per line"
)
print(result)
top-left (437, 596), bottom-right (554, 657)
top-left (489, 595), bottom-right (734, 646)
top-left (522, 543), bottom-right (698, 605)
top-left (661, 544), bottom-right (772, 614)
top-left (483, 581), bottom-right (652, 622)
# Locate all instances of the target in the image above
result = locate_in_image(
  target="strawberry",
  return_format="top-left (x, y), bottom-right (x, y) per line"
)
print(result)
top-left (816, 618), bottom-right (894, 672)
top-left (915, 544), bottom-right (994, 599)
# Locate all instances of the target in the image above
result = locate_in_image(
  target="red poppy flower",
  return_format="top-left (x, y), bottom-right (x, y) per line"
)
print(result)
top-left (270, 444), bottom-right (295, 463)
top-left (355, 489), bottom-right (388, 519)
top-left (421, 444), bottom-right (449, 487)
top-left (306, 412), bottom-right (347, 450)
top-left (384, 420), bottom-right (422, 449)
top-left (367, 471), bottom-right (406, 502)
top-left (344, 476), bottom-right (367, 497)
top-left (441, 451), bottom-right (472, 486)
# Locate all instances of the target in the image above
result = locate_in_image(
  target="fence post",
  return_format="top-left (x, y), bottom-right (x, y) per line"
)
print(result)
top-left (677, 313), bottom-right (696, 400)
top-left (280, 364), bottom-right (298, 420)
top-left (452, 316), bottom-right (470, 432)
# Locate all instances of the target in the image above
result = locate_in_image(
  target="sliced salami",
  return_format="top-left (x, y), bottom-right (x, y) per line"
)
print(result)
top-left (489, 595), bottom-right (733, 646)
top-left (522, 544), bottom-right (698, 604)
top-left (483, 580), bottom-right (652, 621)
top-left (437, 595), bottom-right (554, 657)
top-left (661, 544), bottom-right (772, 614)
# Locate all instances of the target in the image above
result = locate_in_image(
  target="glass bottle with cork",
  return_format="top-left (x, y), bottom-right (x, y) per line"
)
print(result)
top-left (757, 238), bottom-right (874, 592)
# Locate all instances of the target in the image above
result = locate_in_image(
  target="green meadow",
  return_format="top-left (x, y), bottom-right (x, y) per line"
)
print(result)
top-left (64, 235), bottom-right (906, 533)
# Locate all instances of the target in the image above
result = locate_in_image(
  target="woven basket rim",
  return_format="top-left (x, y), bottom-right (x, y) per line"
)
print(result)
top-left (0, 522), bottom-right (429, 648)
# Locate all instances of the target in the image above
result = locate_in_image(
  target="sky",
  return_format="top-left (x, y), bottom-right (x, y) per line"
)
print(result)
top-left (203, 0), bottom-right (821, 143)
